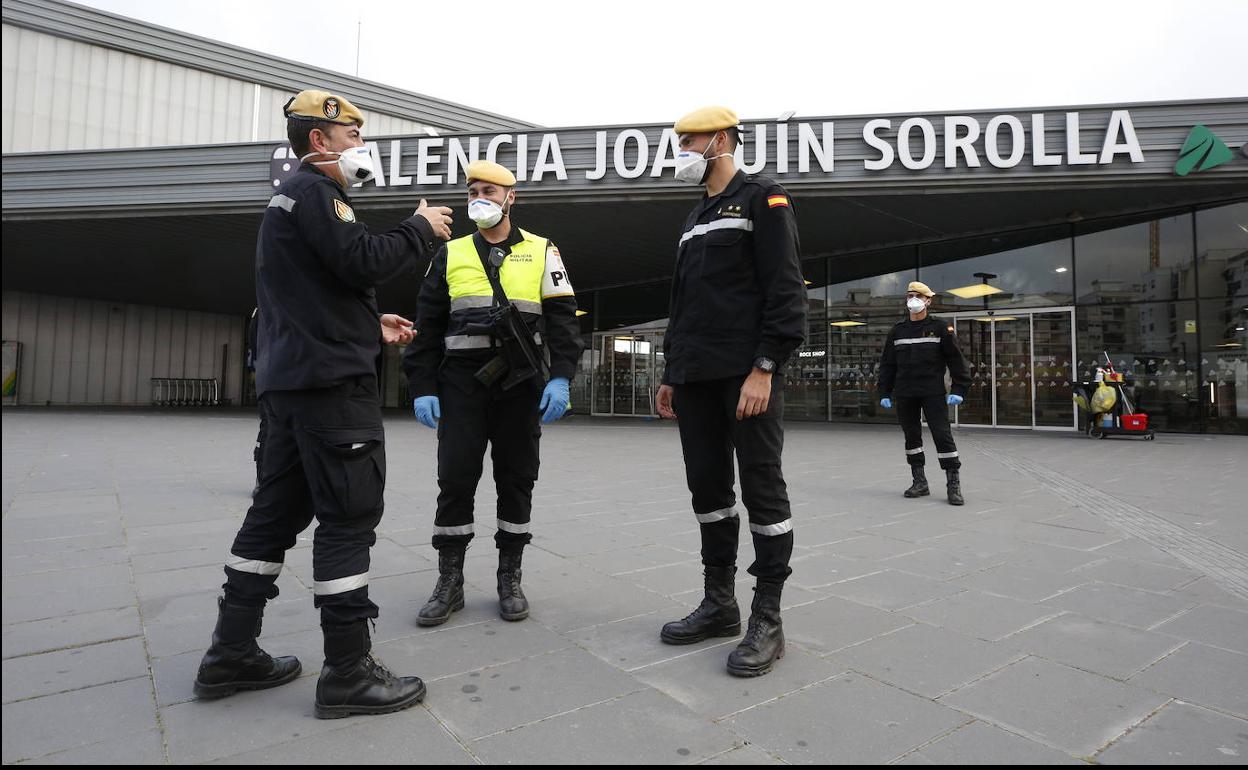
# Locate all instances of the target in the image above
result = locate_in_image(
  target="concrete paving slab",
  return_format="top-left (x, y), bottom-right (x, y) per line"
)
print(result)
top-left (822, 569), bottom-right (966, 611)
top-left (1129, 643), bottom-right (1248, 717)
top-left (424, 647), bottom-right (643, 740)
top-left (203, 707), bottom-right (477, 764)
top-left (951, 564), bottom-right (1090, 602)
top-left (469, 688), bottom-right (741, 763)
top-left (374, 619), bottom-right (574, 683)
top-left (1, 606), bottom-right (142, 659)
top-left (1150, 604), bottom-right (1248, 655)
top-left (780, 595), bottom-right (914, 656)
top-left (828, 623), bottom-right (1025, 698)
top-left (904, 590), bottom-right (1063, 642)
top-left (631, 641), bottom-right (843, 719)
top-left (1069, 557), bottom-right (1203, 593)
top-left (895, 719), bottom-right (1086, 764)
top-left (2, 636), bottom-right (150, 703)
top-left (1008, 613), bottom-right (1185, 680)
top-left (1042, 583), bottom-right (1197, 630)
top-left (721, 672), bottom-right (970, 764)
top-left (1, 678), bottom-right (158, 764)
top-left (940, 656), bottom-right (1171, 757)
top-left (18, 728), bottom-right (167, 765)
top-left (1096, 700), bottom-right (1248, 764)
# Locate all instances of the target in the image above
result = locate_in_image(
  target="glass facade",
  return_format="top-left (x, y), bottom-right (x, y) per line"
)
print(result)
top-left (569, 198), bottom-right (1247, 433)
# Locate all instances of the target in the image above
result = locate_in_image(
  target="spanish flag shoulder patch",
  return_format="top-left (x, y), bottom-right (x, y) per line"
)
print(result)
top-left (767, 194), bottom-right (790, 209)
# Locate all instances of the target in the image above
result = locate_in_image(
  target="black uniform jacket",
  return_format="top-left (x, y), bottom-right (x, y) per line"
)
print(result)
top-left (663, 171), bottom-right (806, 385)
top-left (877, 316), bottom-right (973, 399)
top-left (255, 164), bottom-right (436, 395)
top-left (402, 226), bottom-right (583, 398)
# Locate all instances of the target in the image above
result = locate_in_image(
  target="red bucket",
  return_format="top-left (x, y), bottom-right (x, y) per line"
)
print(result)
top-left (1122, 413), bottom-right (1149, 431)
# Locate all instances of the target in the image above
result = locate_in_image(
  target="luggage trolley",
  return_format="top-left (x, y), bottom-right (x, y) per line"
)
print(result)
top-left (1071, 353), bottom-right (1156, 440)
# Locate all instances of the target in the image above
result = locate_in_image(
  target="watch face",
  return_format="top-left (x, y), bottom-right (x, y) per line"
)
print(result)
top-left (756, 357), bottom-right (775, 372)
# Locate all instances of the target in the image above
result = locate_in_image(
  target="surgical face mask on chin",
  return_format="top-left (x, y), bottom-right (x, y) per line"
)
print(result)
top-left (301, 145), bottom-right (376, 185)
top-left (674, 132), bottom-right (733, 184)
top-left (907, 297), bottom-right (928, 313)
top-left (468, 197), bottom-right (506, 229)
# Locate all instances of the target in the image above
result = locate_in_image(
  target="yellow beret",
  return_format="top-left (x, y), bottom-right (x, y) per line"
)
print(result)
top-left (908, 281), bottom-right (935, 297)
top-left (283, 90), bottom-right (364, 127)
top-left (465, 160), bottom-right (516, 187)
top-left (675, 106), bottom-right (740, 135)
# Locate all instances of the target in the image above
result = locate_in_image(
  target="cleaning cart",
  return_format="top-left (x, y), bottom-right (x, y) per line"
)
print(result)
top-left (1071, 353), bottom-right (1156, 440)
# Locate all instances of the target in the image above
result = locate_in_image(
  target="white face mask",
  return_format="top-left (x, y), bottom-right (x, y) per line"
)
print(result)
top-left (674, 132), bottom-right (733, 184)
top-left (301, 146), bottom-right (375, 185)
top-left (468, 197), bottom-right (506, 229)
top-left (907, 297), bottom-right (928, 313)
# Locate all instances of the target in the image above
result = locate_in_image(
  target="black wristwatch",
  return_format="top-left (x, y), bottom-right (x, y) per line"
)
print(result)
top-left (753, 356), bottom-right (777, 373)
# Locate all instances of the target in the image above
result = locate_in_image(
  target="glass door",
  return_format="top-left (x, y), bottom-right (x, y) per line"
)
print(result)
top-left (954, 316), bottom-right (994, 426)
top-left (943, 308), bottom-right (1076, 429)
top-left (993, 316), bottom-right (1033, 427)
top-left (590, 330), bottom-right (664, 417)
top-left (1033, 312), bottom-right (1075, 428)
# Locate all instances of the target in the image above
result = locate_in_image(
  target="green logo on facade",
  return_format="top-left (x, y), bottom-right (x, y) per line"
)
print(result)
top-left (1175, 124), bottom-right (1234, 176)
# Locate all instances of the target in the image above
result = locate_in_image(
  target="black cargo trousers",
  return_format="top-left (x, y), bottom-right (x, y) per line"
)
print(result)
top-left (673, 373), bottom-right (794, 585)
top-left (224, 374), bottom-right (386, 625)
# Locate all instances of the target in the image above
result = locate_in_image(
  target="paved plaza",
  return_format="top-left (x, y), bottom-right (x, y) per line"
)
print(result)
top-left (2, 409), bottom-right (1247, 764)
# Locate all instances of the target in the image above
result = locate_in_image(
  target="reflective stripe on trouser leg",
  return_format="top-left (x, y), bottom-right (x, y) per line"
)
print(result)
top-left (700, 511), bottom-right (740, 569)
top-left (434, 365), bottom-right (491, 551)
top-left (489, 384), bottom-right (541, 550)
top-left (314, 572), bottom-right (369, 596)
top-left (223, 554), bottom-right (284, 607)
top-left (226, 401), bottom-right (313, 608)
top-left (674, 380), bottom-right (740, 569)
top-left (695, 506), bottom-right (740, 525)
top-left (729, 373), bottom-right (793, 585)
top-left (896, 397), bottom-right (926, 467)
top-left (921, 394), bottom-right (960, 470)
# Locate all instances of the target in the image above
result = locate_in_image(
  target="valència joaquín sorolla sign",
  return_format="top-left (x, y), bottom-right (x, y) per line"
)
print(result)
top-left (274, 110), bottom-right (1148, 189)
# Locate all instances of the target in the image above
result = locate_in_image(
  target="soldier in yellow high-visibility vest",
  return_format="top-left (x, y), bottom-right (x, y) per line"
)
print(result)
top-left (403, 160), bottom-right (583, 627)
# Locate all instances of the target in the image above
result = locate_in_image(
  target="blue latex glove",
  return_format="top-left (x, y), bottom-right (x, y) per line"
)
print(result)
top-left (880, 398), bottom-right (893, 409)
top-left (413, 395), bottom-right (440, 429)
top-left (947, 394), bottom-right (964, 406)
top-left (539, 377), bottom-right (571, 424)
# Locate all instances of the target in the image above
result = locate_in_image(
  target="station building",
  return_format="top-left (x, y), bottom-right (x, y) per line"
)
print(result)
top-left (4, 0), bottom-right (1246, 434)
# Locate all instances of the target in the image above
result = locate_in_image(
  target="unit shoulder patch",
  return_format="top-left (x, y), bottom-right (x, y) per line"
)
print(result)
top-left (333, 198), bottom-right (356, 223)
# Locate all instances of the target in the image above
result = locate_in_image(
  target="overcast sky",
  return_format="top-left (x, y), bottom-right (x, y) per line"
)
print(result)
top-left (76, 0), bottom-right (1248, 128)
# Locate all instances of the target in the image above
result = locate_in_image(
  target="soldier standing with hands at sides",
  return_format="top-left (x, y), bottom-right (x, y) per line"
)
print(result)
top-left (877, 281), bottom-right (972, 506)
top-left (404, 160), bottom-right (582, 628)
top-left (655, 107), bottom-right (807, 678)
top-left (192, 89), bottom-right (454, 720)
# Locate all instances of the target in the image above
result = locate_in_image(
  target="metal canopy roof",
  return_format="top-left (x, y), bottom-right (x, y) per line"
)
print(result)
top-left (3, 98), bottom-right (1247, 319)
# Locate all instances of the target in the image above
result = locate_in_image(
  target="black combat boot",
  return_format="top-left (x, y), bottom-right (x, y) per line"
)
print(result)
top-left (315, 621), bottom-right (425, 719)
top-left (904, 465), bottom-right (930, 498)
top-left (726, 583), bottom-right (785, 677)
top-left (193, 597), bottom-right (301, 699)
top-left (946, 469), bottom-right (965, 506)
top-left (660, 565), bottom-right (741, 644)
top-left (497, 548), bottom-right (529, 621)
top-left (417, 548), bottom-right (466, 627)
